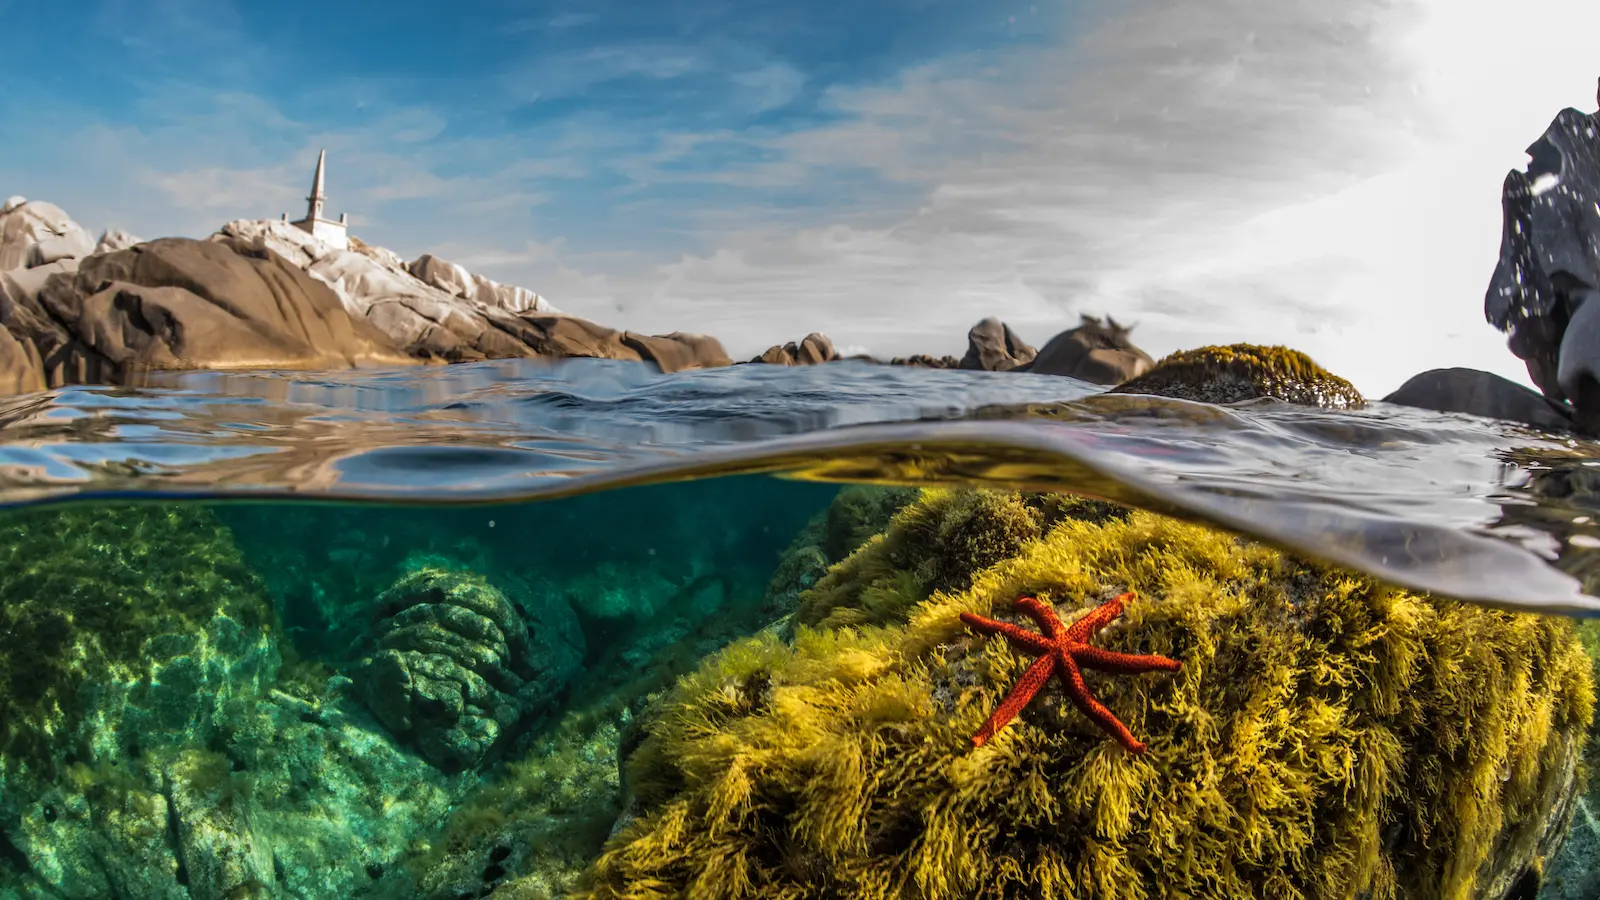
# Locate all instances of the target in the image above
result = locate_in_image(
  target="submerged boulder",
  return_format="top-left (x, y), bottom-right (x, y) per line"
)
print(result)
top-left (350, 567), bottom-right (584, 773)
top-left (1112, 342), bottom-right (1365, 409)
top-left (577, 488), bottom-right (1591, 899)
top-left (0, 504), bottom-right (283, 899)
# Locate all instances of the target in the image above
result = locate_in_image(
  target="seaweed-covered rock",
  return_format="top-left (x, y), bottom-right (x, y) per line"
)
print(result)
top-left (797, 489), bottom-right (1124, 630)
top-left (0, 503), bottom-right (282, 898)
top-left (575, 489), bottom-right (1592, 900)
top-left (351, 567), bottom-right (583, 773)
top-left (1112, 342), bottom-right (1366, 409)
top-left (761, 486), bottom-right (920, 622)
top-left (0, 503), bottom-right (279, 790)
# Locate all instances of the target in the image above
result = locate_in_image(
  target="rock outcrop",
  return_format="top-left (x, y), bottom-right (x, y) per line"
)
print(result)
top-left (91, 228), bottom-right (141, 255)
top-left (1113, 343), bottom-right (1365, 410)
top-left (1382, 367), bottom-right (1573, 431)
top-left (0, 197), bottom-right (95, 271)
top-left (959, 316), bottom-right (1036, 371)
top-left (749, 332), bottom-right (839, 366)
top-left (1485, 106), bottom-right (1600, 429)
top-left (409, 252), bottom-right (548, 313)
top-left (17, 236), bottom-right (415, 386)
top-left (220, 219), bottom-right (731, 373)
top-left (1022, 314), bottom-right (1154, 384)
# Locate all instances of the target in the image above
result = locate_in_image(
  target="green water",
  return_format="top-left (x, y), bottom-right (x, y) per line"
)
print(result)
top-left (2, 476), bottom-right (1599, 900)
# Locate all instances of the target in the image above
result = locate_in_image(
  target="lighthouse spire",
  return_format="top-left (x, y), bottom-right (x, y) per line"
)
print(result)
top-left (307, 149), bottom-right (327, 222)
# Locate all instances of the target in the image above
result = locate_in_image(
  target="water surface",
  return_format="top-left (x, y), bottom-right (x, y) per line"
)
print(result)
top-left (1, 358), bottom-right (1596, 614)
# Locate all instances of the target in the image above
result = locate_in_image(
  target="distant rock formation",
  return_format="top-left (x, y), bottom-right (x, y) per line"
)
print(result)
top-left (1484, 105), bottom-right (1600, 429)
top-left (409, 252), bottom-right (548, 314)
top-left (959, 317), bottom-right (1036, 372)
top-left (749, 333), bottom-right (839, 365)
top-left (0, 197), bottom-right (95, 270)
top-left (1022, 314), bottom-right (1154, 384)
top-left (1382, 368), bottom-right (1573, 431)
top-left (219, 219), bottom-right (731, 374)
top-left (890, 353), bottom-right (960, 369)
top-left (92, 227), bottom-right (141, 254)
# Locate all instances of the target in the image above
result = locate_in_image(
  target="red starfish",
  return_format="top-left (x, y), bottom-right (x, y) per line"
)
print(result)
top-left (959, 592), bottom-right (1181, 754)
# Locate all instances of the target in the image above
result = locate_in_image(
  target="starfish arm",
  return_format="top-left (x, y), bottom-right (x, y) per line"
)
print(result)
top-left (1058, 653), bottom-right (1148, 754)
top-left (959, 612), bottom-right (1055, 654)
top-left (1014, 595), bottom-right (1069, 640)
top-left (1074, 646), bottom-right (1184, 675)
top-left (1065, 593), bottom-right (1131, 642)
top-left (970, 652), bottom-right (1058, 747)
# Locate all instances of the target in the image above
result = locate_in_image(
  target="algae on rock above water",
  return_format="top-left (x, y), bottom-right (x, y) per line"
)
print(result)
top-left (575, 488), bottom-right (1593, 900)
top-left (1112, 342), bottom-right (1367, 410)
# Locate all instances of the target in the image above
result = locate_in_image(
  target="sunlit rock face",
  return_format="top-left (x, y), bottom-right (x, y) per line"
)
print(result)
top-left (0, 198), bottom-right (95, 271)
top-left (1485, 106), bottom-right (1600, 429)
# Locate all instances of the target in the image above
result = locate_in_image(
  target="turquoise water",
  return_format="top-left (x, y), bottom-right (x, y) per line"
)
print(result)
top-left (2, 360), bottom-right (1600, 898)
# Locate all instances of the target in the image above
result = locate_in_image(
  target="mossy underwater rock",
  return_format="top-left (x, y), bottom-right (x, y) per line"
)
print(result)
top-left (0, 503), bottom-right (279, 786)
top-left (0, 503), bottom-right (282, 898)
top-left (576, 488), bottom-right (1592, 900)
top-left (763, 486), bottom-right (920, 621)
top-left (1112, 343), bottom-right (1366, 409)
top-left (351, 566), bottom-right (584, 773)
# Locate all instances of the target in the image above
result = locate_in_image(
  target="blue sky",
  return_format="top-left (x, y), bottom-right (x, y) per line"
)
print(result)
top-left (4, 0), bottom-right (1600, 394)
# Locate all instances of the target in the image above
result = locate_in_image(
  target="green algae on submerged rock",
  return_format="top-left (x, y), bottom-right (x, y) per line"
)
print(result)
top-left (1111, 343), bottom-right (1366, 409)
top-left (0, 503), bottom-right (279, 783)
top-left (350, 566), bottom-right (584, 773)
top-left (575, 489), bottom-right (1591, 900)
top-left (762, 486), bottom-right (919, 622)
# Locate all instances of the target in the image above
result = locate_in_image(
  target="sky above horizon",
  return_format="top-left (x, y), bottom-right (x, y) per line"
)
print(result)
top-left (3, 0), bottom-right (1597, 396)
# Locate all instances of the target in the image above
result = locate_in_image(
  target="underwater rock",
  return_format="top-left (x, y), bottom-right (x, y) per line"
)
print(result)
top-left (958, 317), bottom-right (1036, 372)
top-left (761, 485), bottom-right (920, 622)
top-left (577, 488), bottom-right (1592, 899)
top-left (0, 504), bottom-right (282, 898)
top-left (1382, 367), bottom-right (1573, 431)
top-left (1021, 314), bottom-right (1154, 384)
top-left (1111, 342), bottom-right (1366, 409)
top-left (1484, 105), bottom-right (1600, 426)
top-left (351, 567), bottom-right (583, 773)
top-left (407, 712), bottom-right (628, 900)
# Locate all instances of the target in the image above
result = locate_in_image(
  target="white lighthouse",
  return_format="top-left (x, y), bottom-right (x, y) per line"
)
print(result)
top-left (287, 149), bottom-right (349, 250)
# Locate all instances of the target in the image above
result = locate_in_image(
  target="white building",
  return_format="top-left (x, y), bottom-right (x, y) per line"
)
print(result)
top-left (283, 149), bottom-right (349, 250)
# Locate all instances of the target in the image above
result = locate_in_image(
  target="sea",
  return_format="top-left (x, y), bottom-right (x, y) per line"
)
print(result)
top-left (2, 357), bottom-right (1599, 899)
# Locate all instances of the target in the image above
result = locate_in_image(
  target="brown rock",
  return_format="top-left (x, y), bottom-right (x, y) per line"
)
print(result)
top-left (889, 354), bottom-right (960, 368)
top-left (749, 333), bottom-right (838, 366)
top-left (17, 237), bottom-right (415, 387)
top-left (490, 315), bottom-right (732, 373)
top-left (958, 317), bottom-right (1036, 371)
top-left (1022, 314), bottom-right (1154, 384)
top-left (1382, 367), bottom-right (1573, 431)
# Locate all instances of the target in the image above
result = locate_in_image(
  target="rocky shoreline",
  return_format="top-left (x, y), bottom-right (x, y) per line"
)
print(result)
top-left (0, 192), bottom-right (1571, 437)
